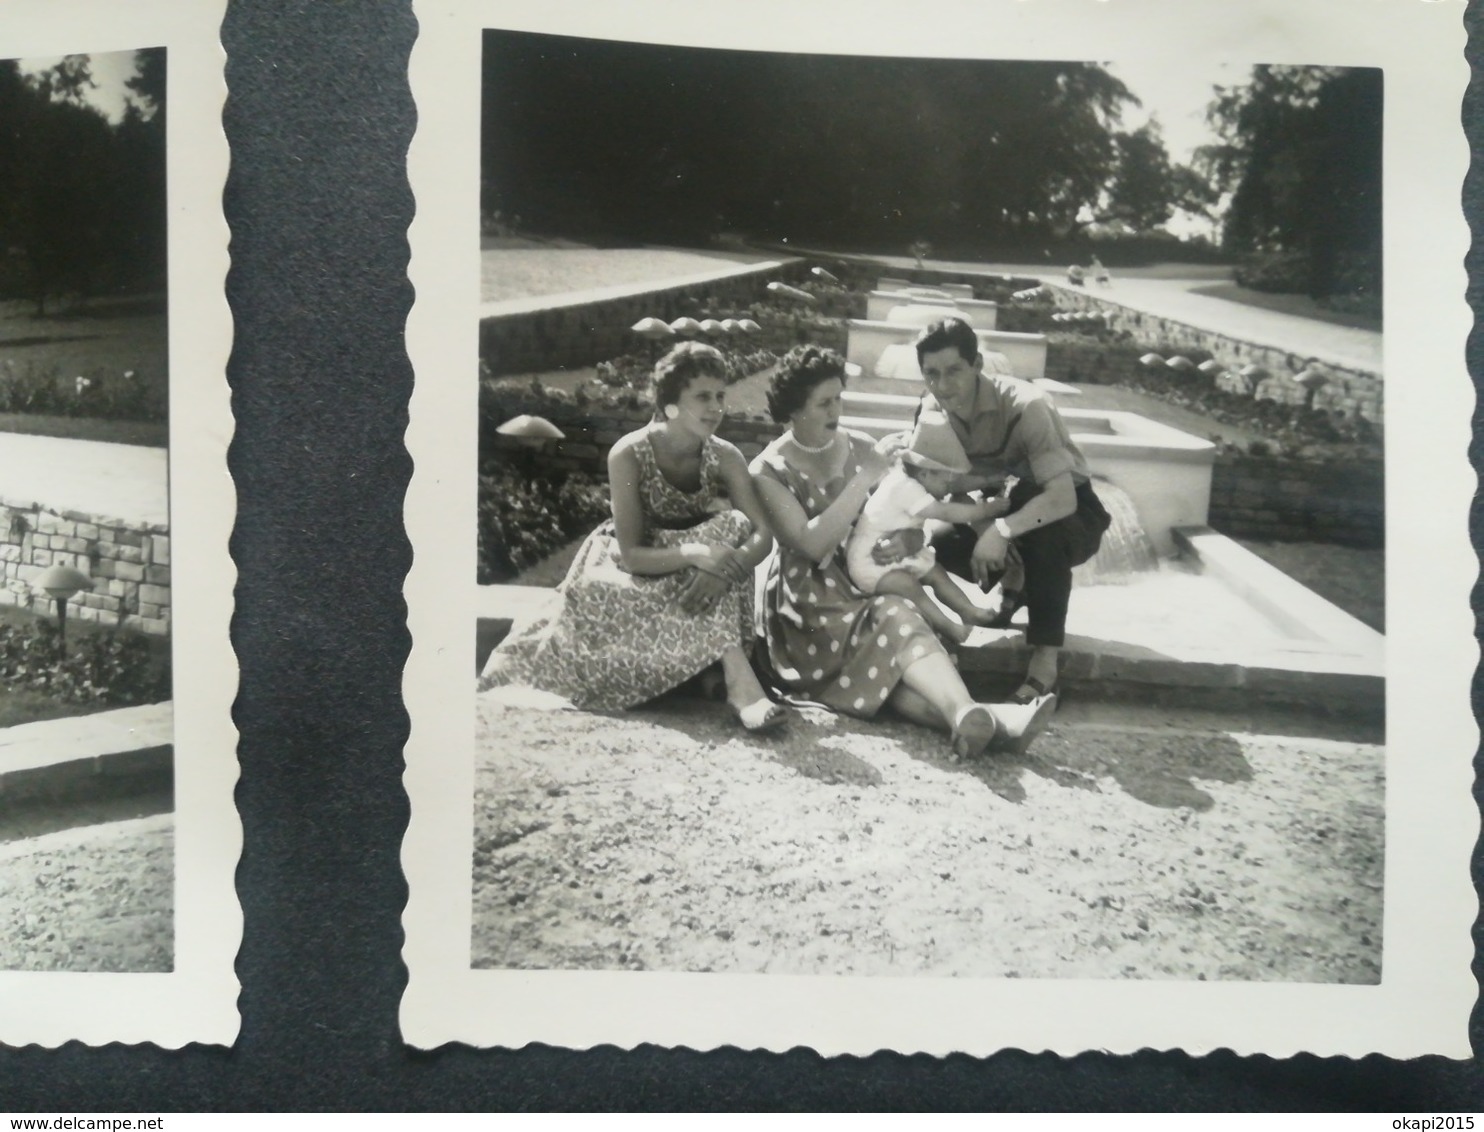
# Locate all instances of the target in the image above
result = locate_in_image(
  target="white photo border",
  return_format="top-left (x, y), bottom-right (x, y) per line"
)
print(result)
top-left (402, 0), bottom-right (1476, 1057)
top-left (0, 0), bottom-right (239, 1047)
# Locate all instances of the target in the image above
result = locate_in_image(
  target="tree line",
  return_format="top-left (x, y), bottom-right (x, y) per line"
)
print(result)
top-left (482, 33), bottom-right (1381, 299)
top-left (0, 50), bottom-right (166, 314)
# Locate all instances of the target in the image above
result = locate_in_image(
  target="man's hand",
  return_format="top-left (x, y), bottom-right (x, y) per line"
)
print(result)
top-left (870, 528), bottom-right (926, 565)
top-left (970, 524), bottom-right (1011, 589)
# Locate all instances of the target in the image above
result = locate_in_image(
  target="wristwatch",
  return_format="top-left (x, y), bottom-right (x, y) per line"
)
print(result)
top-left (993, 518), bottom-right (1014, 541)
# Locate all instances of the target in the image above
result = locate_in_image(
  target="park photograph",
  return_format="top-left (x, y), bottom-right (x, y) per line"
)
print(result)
top-left (0, 0), bottom-right (237, 1051)
top-left (400, 0), bottom-right (1471, 1057)
top-left (0, 47), bottom-right (174, 975)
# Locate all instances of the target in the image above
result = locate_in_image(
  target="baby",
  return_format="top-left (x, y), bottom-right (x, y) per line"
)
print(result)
top-left (845, 409), bottom-right (1005, 644)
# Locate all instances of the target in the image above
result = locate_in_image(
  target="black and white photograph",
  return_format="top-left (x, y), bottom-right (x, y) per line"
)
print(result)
top-left (0, 45), bottom-right (174, 976)
top-left (0, 0), bottom-right (237, 1048)
top-left (402, 0), bottom-right (1473, 1057)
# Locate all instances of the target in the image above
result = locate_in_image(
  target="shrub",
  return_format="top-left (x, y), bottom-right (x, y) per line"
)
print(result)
top-left (0, 619), bottom-right (169, 705)
top-left (477, 464), bottom-right (611, 584)
top-left (0, 360), bottom-right (166, 422)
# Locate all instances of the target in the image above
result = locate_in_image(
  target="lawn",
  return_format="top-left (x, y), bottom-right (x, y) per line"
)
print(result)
top-left (480, 241), bottom-right (783, 305)
top-left (0, 604), bottom-right (171, 730)
top-left (0, 294), bottom-right (168, 447)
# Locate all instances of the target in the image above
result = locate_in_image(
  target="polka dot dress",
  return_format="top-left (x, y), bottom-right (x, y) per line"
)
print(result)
top-left (752, 431), bottom-right (942, 719)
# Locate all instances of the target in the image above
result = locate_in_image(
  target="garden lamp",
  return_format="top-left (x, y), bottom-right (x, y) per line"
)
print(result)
top-left (765, 281), bottom-right (817, 306)
top-left (1165, 356), bottom-right (1198, 375)
top-left (1139, 353), bottom-right (1166, 369)
top-left (668, 317), bottom-right (704, 337)
top-left (736, 319), bottom-right (762, 335)
top-left (1197, 360), bottom-right (1225, 378)
top-left (33, 563), bottom-right (92, 652)
top-left (631, 317), bottom-right (674, 341)
top-left (496, 414), bottom-right (565, 447)
top-left (698, 319), bottom-right (725, 336)
top-left (1293, 364), bottom-right (1330, 410)
top-left (810, 267), bottom-right (840, 284)
top-left (719, 319), bottom-right (742, 335)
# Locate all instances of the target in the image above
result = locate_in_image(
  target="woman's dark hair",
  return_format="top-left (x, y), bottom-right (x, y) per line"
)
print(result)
top-left (914, 316), bottom-right (980, 366)
top-left (652, 341), bottom-right (728, 419)
top-left (766, 345), bottom-right (848, 423)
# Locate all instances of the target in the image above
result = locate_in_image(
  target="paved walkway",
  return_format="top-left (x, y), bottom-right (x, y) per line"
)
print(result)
top-left (0, 432), bottom-right (167, 527)
top-left (0, 702), bottom-right (173, 787)
top-left (864, 254), bottom-right (1382, 374)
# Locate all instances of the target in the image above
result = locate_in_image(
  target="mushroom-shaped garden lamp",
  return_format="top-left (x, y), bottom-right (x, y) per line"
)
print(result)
top-left (33, 563), bottom-right (92, 651)
top-left (1139, 353), bottom-right (1166, 369)
top-left (766, 281), bottom-right (817, 305)
top-left (810, 267), bottom-right (840, 284)
top-left (669, 317), bottom-right (704, 337)
top-left (631, 317), bottom-right (674, 341)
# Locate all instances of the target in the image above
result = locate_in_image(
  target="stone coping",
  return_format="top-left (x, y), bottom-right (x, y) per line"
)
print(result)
top-left (479, 258), bottom-right (795, 319)
top-left (474, 560), bottom-right (1382, 714)
top-left (0, 701), bottom-right (173, 799)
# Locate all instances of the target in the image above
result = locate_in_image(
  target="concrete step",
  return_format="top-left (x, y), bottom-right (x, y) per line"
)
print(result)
top-left (0, 701), bottom-right (172, 800)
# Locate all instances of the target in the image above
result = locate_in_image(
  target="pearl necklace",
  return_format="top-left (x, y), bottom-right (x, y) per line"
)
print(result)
top-left (788, 430), bottom-right (836, 454)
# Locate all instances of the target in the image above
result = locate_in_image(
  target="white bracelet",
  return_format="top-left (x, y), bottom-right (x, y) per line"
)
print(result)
top-left (993, 518), bottom-right (1014, 541)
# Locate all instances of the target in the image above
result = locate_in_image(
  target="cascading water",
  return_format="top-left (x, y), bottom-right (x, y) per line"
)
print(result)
top-left (1073, 478), bottom-right (1160, 584)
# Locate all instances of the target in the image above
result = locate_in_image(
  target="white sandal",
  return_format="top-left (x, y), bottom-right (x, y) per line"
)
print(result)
top-left (950, 703), bottom-right (999, 761)
top-left (733, 698), bottom-right (788, 734)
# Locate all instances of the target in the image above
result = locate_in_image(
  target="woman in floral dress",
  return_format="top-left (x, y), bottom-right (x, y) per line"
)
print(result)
top-left (749, 345), bottom-right (1055, 758)
top-left (480, 342), bottom-right (785, 730)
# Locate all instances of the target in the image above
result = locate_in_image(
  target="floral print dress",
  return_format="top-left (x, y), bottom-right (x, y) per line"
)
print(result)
top-left (752, 430), bottom-right (942, 718)
top-left (479, 432), bottom-right (753, 711)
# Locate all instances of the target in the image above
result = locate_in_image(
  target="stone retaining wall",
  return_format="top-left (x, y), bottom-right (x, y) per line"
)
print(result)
top-left (0, 496), bottom-right (170, 635)
top-left (480, 261), bottom-right (809, 376)
top-left (1208, 454), bottom-right (1383, 548)
top-left (1045, 284), bottom-right (1383, 424)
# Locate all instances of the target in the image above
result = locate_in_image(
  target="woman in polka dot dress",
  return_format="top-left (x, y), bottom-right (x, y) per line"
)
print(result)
top-left (749, 346), bottom-right (1056, 760)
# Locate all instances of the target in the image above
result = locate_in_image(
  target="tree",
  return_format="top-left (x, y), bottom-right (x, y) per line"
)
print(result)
top-left (480, 32), bottom-right (1144, 253)
top-left (0, 50), bottom-right (166, 313)
top-left (1197, 65), bottom-right (1382, 300)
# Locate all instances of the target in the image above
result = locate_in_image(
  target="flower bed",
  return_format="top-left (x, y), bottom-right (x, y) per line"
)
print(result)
top-left (477, 463), bottom-right (610, 584)
top-left (0, 360), bottom-right (166, 423)
top-left (0, 616), bottom-right (169, 710)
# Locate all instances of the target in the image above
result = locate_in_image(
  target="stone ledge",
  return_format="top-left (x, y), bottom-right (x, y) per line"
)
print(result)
top-left (0, 701), bottom-right (173, 801)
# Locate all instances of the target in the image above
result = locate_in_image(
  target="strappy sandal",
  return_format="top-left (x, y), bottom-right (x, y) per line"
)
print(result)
top-left (950, 703), bottom-right (999, 761)
top-left (984, 588), bottom-right (1025, 629)
top-left (1010, 674), bottom-right (1057, 705)
top-left (733, 698), bottom-right (789, 734)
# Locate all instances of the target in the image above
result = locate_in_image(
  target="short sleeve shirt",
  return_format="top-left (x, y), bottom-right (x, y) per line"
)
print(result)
top-left (925, 372), bottom-right (1089, 487)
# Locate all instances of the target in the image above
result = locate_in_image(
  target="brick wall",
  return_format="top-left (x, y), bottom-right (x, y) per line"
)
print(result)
top-left (1208, 454), bottom-right (1383, 548)
top-left (1044, 284), bottom-right (1383, 424)
top-left (0, 496), bottom-right (170, 635)
top-left (481, 262), bottom-right (811, 377)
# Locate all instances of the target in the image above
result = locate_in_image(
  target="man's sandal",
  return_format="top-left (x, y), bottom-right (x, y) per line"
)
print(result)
top-left (1010, 674), bottom-right (1057, 706)
top-left (984, 588), bottom-right (1025, 629)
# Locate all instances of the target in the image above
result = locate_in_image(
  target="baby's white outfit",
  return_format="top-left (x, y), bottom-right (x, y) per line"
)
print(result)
top-left (845, 466), bottom-right (939, 593)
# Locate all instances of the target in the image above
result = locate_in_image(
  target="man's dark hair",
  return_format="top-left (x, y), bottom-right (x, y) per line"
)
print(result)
top-left (914, 317), bottom-right (980, 366)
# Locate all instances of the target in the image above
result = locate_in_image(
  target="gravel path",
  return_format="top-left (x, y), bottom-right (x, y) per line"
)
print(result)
top-left (472, 696), bottom-right (1383, 982)
top-left (0, 813), bottom-right (172, 972)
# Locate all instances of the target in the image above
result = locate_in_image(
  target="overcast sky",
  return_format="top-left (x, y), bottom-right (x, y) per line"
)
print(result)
top-left (17, 49), bottom-right (143, 123)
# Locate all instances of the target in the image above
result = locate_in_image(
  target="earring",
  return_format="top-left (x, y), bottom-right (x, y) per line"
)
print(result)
top-left (663, 404), bottom-right (680, 420)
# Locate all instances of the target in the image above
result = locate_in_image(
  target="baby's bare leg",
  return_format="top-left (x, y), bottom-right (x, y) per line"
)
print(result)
top-left (920, 562), bottom-right (994, 628)
top-left (874, 569), bottom-right (970, 644)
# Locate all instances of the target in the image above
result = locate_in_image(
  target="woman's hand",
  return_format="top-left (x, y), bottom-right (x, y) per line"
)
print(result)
top-left (684, 542), bottom-right (751, 584)
top-left (679, 568), bottom-right (731, 616)
top-left (850, 445), bottom-right (892, 491)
